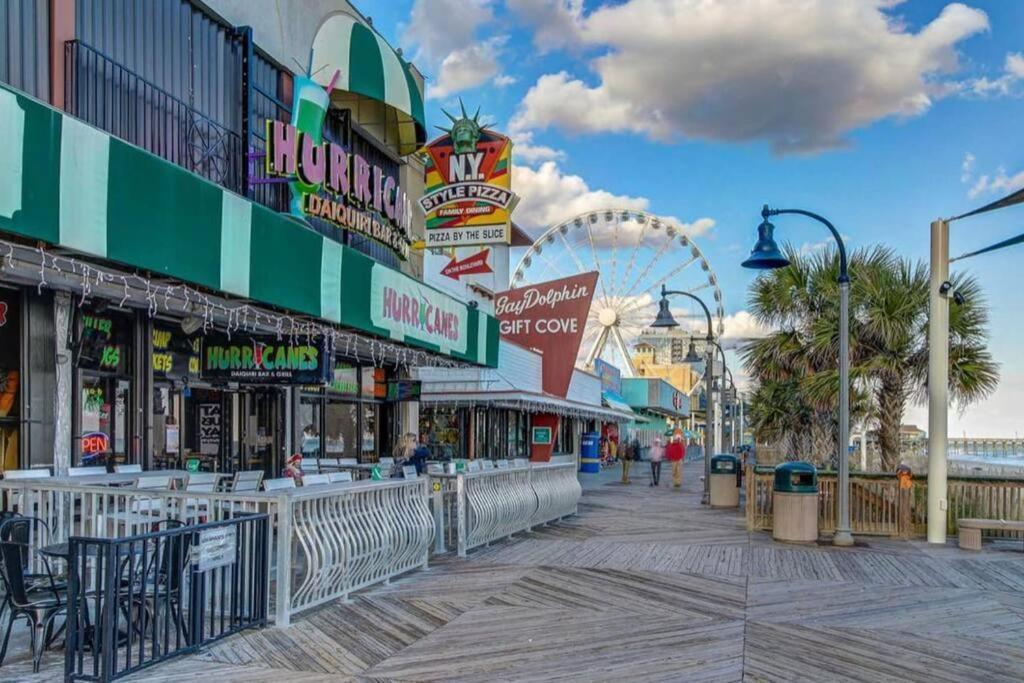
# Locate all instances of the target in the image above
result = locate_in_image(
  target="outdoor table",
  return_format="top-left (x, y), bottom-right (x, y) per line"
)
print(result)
top-left (49, 470), bottom-right (228, 488)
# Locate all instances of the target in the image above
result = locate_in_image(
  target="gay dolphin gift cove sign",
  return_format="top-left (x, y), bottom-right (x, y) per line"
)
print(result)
top-left (495, 272), bottom-right (598, 397)
top-left (420, 104), bottom-right (518, 248)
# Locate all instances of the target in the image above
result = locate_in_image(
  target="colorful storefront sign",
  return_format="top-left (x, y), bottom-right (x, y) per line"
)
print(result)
top-left (420, 104), bottom-right (517, 248)
top-left (370, 264), bottom-right (468, 355)
top-left (152, 324), bottom-right (200, 381)
top-left (594, 358), bottom-right (622, 395)
top-left (200, 335), bottom-right (331, 384)
top-left (263, 74), bottom-right (411, 260)
top-left (495, 272), bottom-right (598, 398)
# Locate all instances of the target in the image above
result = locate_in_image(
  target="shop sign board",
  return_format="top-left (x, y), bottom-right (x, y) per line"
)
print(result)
top-left (495, 272), bottom-right (599, 398)
top-left (200, 335), bottom-right (331, 384)
top-left (76, 312), bottom-right (131, 374)
top-left (152, 325), bottom-right (200, 381)
top-left (370, 264), bottom-right (468, 355)
top-left (531, 427), bottom-right (553, 445)
top-left (658, 381), bottom-right (688, 416)
top-left (440, 248), bottom-right (493, 281)
top-left (420, 106), bottom-right (517, 247)
top-left (198, 404), bottom-right (220, 455)
top-left (263, 75), bottom-right (412, 260)
top-left (386, 380), bottom-right (421, 402)
top-left (594, 358), bottom-right (622, 395)
top-left (193, 526), bottom-right (237, 572)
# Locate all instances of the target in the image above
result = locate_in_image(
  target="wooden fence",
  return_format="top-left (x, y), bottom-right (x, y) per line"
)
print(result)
top-left (746, 465), bottom-right (1024, 538)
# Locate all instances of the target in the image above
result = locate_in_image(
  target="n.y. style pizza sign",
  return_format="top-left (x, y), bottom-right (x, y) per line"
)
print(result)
top-left (495, 272), bottom-right (598, 398)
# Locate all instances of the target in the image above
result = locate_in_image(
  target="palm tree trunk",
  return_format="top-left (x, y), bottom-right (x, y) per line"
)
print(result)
top-left (875, 376), bottom-right (907, 472)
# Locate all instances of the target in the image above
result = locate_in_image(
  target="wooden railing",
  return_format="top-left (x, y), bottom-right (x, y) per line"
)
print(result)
top-left (746, 465), bottom-right (1024, 538)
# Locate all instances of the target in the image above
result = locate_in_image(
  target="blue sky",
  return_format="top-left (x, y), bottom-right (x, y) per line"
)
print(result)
top-left (367, 0), bottom-right (1024, 436)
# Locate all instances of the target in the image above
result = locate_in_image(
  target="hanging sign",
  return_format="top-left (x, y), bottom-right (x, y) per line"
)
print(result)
top-left (193, 526), bottom-right (237, 572)
top-left (263, 75), bottom-right (412, 260)
top-left (440, 248), bottom-right (493, 280)
top-left (198, 404), bottom-right (221, 455)
top-left (420, 104), bottom-right (517, 247)
top-left (495, 272), bottom-right (598, 398)
top-left (200, 335), bottom-right (331, 384)
top-left (369, 264), bottom-right (468, 354)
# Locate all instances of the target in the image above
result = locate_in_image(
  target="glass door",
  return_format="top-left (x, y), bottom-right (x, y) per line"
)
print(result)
top-left (241, 390), bottom-right (282, 479)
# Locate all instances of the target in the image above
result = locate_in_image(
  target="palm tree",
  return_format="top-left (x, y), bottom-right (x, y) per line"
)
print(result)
top-left (743, 245), bottom-right (998, 471)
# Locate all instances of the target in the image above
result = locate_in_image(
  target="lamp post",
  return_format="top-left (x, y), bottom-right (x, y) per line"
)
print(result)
top-left (706, 338), bottom-right (734, 452)
top-left (651, 286), bottom-right (715, 503)
top-left (742, 205), bottom-right (854, 547)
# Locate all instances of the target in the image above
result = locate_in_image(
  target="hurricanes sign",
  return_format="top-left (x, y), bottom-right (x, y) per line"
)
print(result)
top-left (420, 103), bottom-right (517, 248)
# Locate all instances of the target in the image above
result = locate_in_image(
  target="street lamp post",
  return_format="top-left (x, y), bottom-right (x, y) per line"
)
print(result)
top-left (742, 205), bottom-right (854, 547)
top-left (651, 286), bottom-right (716, 503)
top-left (708, 339), bottom-right (736, 451)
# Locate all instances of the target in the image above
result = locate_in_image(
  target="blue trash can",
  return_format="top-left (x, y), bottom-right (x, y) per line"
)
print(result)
top-left (580, 432), bottom-right (600, 473)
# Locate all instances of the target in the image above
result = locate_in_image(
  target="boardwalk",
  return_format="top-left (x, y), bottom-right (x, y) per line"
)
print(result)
top-left (7, 459), bottom-right (1024, 681)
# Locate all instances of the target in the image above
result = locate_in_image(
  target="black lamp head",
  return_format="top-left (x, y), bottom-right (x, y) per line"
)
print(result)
top-left (682, 339), bottom-right (701, 364)
top-left (742, 208), bottom-right (790, 270)
top-left (651, 286), bottom-right (679, 328)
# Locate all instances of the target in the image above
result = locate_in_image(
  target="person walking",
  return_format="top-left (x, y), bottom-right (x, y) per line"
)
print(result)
top-left (666, 433), bottom-right (686, 488)
top-left (620, 437), bottom-right (632, 484)
top-left (649, 437), bottom-right (664, 487)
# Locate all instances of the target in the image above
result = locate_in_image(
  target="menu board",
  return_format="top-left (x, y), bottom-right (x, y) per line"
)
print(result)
top-left (198, 404), bottom-right (221, 455)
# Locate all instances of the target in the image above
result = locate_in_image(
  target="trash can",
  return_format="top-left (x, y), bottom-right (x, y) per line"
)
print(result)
top-left (579, 432), bottom-right (600, 473)
top-left (772, 462), bottom-right (819, 543)
top-left (709, 454), bottom-right (740, 508)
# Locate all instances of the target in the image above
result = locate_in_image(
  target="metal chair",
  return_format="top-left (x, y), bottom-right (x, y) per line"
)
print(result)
top-left (0, 520), bottom-right (67, 671)
top-left (68, 466), bottom-right (106, 477)
top-left (301, 474), bottom-right (330, 486)
top-left (300, 457), bottom-right (321, 474)
top-left (227, 470), bottom-right (263, 493)
top-left (181, 473), bottom-right (219, 523)
top-left (327, 471), bottom-right (353, 483)
top-left (262, 478), bottom-right (296, 491)
top-left (114, 464), bottom-right (143, 474)
top-left (1, 469), bottom-right (51, 480)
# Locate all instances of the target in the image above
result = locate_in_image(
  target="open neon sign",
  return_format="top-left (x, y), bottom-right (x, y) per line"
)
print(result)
top-left (81, 432), bottom-right (109, 455)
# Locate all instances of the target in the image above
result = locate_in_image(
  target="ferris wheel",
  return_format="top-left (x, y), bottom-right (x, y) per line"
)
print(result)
top-left (511, 209), bottom-right (724, 376)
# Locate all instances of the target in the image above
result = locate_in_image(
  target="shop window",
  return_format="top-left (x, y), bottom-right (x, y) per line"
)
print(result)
top-left (325, 400), bottom-right (358, 459)
top-left (76, 308), bottom-right (134, 466)
top-left (420, 406), bottom-right (463, 460)
top-left (555, 417), bottom-right (576, 455)
top-left (298, 395), bottom-right (322, 458)
top-left (362, 403), bottom-right (379, 461)
top-left (0, 290), bottom-right (21, 472)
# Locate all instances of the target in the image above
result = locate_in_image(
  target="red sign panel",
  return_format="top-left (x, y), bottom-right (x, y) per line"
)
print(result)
top-left (441, 249), bottom-right (493, 280)
top-left (495, 272), bottom-right (598, 398)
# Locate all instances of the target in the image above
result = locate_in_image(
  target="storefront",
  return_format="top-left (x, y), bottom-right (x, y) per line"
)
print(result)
top-left (416, 341), bottom-right (633, 461)
top-left (0, 79), bottom-right (498, 475)
top-left (621, 377), bottom-right (691, 449)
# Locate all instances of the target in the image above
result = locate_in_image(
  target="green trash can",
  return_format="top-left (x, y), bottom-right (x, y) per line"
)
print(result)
top-left (709, 454), bottom-right (740, 508)
top-left (772, 462), bottom-right (819, 543)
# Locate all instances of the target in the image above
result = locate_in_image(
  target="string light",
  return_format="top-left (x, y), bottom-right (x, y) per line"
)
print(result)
top-left (3, 238), bottom-right (464, 371)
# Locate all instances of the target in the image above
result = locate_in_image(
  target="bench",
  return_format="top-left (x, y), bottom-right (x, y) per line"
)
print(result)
top-left (958, 518), bottom-right (1024, 550)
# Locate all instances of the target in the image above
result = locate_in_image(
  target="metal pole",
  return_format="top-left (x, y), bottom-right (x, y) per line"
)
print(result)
top-left (739, 395), bottom-right (745, 446)
top-left (928, 219), bottom-right (950, 544)
top-left (703, 343), bottom-right (714, 503)
top-left (834, 280), bottom-right (854, 546)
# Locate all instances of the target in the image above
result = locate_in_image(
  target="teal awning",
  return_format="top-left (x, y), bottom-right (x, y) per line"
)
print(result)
top-left (311, 14), bottom-right (425, 154)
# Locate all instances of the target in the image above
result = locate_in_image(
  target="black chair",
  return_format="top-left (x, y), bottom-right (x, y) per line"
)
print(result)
top-left (0, 539), bottom-right (66, 672)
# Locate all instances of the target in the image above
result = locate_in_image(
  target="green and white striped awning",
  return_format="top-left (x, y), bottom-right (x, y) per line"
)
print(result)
top-left (312, 13), bottom-right (426, 154)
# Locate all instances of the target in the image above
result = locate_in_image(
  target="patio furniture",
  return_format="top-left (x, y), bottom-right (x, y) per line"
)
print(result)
top-left (263, 478), bottom-right (296, 491)
top-left (181, 473), bottom-right (220, 523)
top-left (1, 469), bottom-right (51, 480)
top-left (957, 518), bottom-right (1024, 550)
top-left (114, 464), bottom-right (143, 474)
top-left (301, 458), bottom-right (321, 473)
top-left (327, 471), bottom-right (353, 483)
top-left (0, 524), bottom-right (67, 671)
top-left (226, 470), bottom-right (264, 493)
top-left (68, 466), bottom-right (106, 477)
top-left (302, 474), bottom-right (330, 486)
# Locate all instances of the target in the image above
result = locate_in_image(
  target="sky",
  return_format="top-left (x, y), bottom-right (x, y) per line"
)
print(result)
top-left (363, 0), bottom-right (1024, 437)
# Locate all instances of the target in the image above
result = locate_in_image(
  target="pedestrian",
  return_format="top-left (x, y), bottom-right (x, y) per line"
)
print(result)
top-left (620, 438), bottom-right (632, 484)
top-left (666, 433), bottom-right (686, 488)
top-left (411, 433), bottom-right (431, 474)
top-left (649, 437), bottom-right (664, 486)
top-left (390, 433), bottom-right (416, 477)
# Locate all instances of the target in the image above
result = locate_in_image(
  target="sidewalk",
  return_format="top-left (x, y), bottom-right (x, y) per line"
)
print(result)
top-left (7, 458), bottom-right (1024, 681)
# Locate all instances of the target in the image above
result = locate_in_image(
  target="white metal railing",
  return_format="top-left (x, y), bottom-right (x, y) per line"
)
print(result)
top-left (0, 476), bottom-right (432, 627)
top-left (431, 461), bottom-right (582, 557)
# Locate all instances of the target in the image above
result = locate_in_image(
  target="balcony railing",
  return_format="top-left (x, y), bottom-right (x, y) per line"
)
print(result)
top-left (64, 40), bottom-right (245, 196)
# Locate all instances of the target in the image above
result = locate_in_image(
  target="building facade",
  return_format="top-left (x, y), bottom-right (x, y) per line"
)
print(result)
top-left (0, 0), bottom-right (498, 476)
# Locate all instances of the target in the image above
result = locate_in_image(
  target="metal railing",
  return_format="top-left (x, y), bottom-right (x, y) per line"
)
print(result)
top-left (64, 40), bottom-right (245, 195)
top-left (65, 514), bottom-right (269, 682)
top-left (0, 477), bottom-right (433, 627)
top-left (746, 465), bottom-right (1024, 538)
top-left (431, 462), bottom-right (582, 557)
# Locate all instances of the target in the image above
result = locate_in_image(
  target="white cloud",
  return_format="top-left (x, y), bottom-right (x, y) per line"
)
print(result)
top-left (506, 0), bottom-right (584, 53)
top-left (961, 152), bottom-right (975, 183)
top-left (963, 52), bottom-right (1024, 97)
top-left (402, 0), bottom-right (493, 64)
top-left (427, 37), bottom-right (507, 99)
top-left (510, 0), bottom-right (990, 153)
top-left (511, 129), bottom-right (566, 164)
top-left (967, 166), bottom-right (1024, 199)
top-left (721, 311), bottom-right (771, 341)
top-left (403, 0), bottom-right (514, 99)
